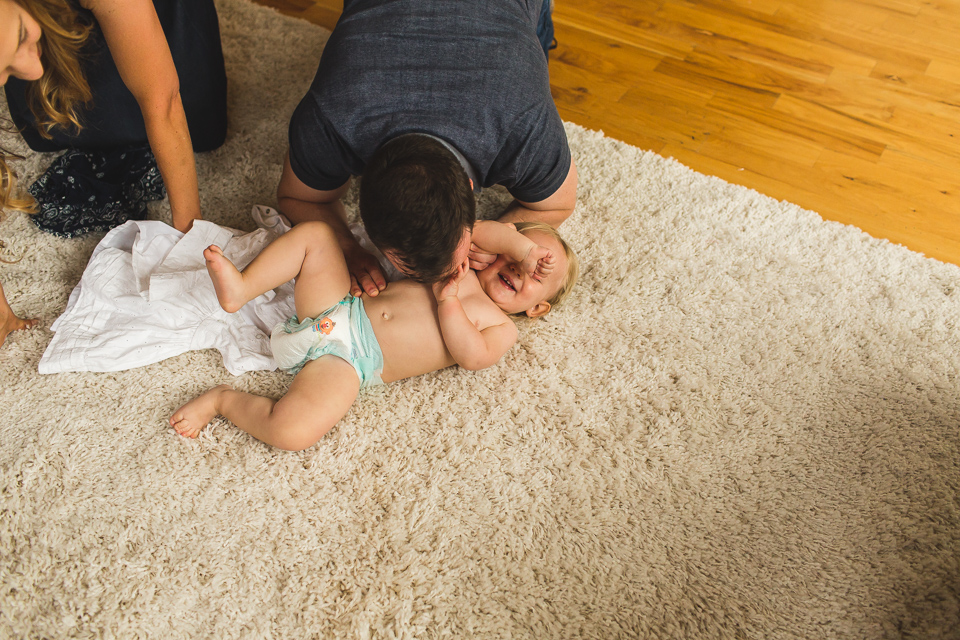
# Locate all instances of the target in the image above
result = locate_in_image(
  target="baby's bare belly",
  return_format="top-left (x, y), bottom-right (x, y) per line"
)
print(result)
top-left (362, 282), bottom-right (455, 383)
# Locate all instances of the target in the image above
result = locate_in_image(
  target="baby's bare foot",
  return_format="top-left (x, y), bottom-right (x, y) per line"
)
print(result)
top-left (0, 308), bottom-right (38, 348)
top-left (170, 384), bottom-right (232, 439)
top-left (204, 245), bottom-right (247, 313)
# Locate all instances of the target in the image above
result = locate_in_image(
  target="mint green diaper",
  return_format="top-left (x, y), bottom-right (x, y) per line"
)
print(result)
top-left (270, 295), bottom-right (384, 387)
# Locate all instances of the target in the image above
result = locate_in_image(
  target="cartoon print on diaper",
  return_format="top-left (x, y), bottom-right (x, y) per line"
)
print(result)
top-left (313, 317), bottom-right (336, 335)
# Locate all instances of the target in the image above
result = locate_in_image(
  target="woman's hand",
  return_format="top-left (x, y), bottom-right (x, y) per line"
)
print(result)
top-left (91, 0), bottom-right (203, 233)
top-left (173, 215), bottom-right (199, 234)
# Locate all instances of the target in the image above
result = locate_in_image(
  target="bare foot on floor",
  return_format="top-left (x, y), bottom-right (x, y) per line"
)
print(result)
top-left (204, 245), bottom-right (247, 313)
top-left (170, 384), bottom-right (232, 439)
top-left (0, 308), bottom-right (38, 348)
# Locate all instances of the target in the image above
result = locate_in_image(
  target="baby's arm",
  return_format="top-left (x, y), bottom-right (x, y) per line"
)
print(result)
top-left (471, 220), bottom-right (555, 281)
top-left (433, 263), bottom-right (519, 371)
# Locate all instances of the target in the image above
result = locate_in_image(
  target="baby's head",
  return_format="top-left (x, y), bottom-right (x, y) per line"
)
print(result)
top-left (476, 221), bottom-right (579, 318)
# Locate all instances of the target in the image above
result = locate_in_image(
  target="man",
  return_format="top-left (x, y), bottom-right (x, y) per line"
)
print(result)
top-left (277, 0), bottom-right (577, 296)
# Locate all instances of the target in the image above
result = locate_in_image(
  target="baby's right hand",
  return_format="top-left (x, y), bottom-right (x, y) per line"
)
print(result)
top-left (522, 245), bottom-right (556, 282)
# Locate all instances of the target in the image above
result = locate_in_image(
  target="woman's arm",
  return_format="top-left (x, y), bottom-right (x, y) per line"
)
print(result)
top-left (85, 0), bottom-right (201, 232)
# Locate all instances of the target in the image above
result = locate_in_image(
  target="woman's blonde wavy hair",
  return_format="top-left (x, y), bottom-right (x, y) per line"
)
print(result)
top-left (1, 0), bottom-right (93, 216)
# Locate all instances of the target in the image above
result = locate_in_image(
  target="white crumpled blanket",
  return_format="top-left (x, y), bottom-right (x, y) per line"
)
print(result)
top-left (40, 205), bottom-right (401, 375)
top-left (39, 206), bottom-right (401, 375)
top-left (39, 206), bottom-right (298, 375)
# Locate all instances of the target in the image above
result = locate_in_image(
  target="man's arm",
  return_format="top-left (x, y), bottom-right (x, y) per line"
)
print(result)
top-left (498, 156), bottom-right (578, 227)
top-left (276, 151), bottom-right (387, 296)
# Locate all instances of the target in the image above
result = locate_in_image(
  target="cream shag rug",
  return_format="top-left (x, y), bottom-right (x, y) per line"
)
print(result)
top-left (2, 1), bottom-right (959, 637)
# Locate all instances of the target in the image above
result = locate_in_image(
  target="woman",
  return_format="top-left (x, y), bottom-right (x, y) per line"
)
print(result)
top-left (0, 0), bottom-right (227, 346)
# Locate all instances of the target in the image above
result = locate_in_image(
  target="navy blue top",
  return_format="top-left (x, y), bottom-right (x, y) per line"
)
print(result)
top-left (4, 0), bottom-right (227, 153)
top-left (288, 0), bottom-right (570, 203)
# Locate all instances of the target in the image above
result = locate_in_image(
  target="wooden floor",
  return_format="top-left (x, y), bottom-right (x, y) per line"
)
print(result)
top-left (253, 0), bottom-right (960, 266)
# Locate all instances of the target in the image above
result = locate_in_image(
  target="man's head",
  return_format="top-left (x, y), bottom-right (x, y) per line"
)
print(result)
top-left (359, 135), bottom-right (476, 284)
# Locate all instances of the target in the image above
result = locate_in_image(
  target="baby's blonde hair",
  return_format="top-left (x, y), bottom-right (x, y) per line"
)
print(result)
top-left (513, 221), bottom-right (579, 309)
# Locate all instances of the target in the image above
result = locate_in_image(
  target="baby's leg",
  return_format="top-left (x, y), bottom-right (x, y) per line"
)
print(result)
top-left (170, 356), bottom-right (360, 451)
top-left (170, 384), bottom-right (233, 439)
top-left (206, 221), bottom-right (351, 318)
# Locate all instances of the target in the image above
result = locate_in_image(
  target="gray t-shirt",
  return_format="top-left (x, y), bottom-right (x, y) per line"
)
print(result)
top-left (288, 0), bottom-right (571, 204)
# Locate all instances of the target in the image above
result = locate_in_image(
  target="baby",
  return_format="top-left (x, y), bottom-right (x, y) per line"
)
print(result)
top-left (170, 219), bottom-right (579, 450)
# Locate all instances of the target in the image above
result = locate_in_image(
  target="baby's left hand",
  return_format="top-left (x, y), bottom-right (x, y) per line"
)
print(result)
top-left (432, 256), bottom-right (470, 303)
top-left (522, 245), bottom-right (555, 282)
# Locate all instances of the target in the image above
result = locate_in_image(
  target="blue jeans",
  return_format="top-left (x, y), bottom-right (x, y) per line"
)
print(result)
top-left (536, 0), bottom-right (555, 60)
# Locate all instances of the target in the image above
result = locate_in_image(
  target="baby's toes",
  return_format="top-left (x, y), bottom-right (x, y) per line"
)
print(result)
top-left (203, 246), bottom-right (222, 263)
top-left (173, 418), bottom-right (195, 437)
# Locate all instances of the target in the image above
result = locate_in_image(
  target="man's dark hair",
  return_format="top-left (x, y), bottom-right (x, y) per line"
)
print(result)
top-left (359, 135), bottom-right (476, 283)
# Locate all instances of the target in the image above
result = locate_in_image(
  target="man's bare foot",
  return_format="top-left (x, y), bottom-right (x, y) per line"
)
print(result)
top-left (204, 245), bottom-right (247, 313)
top-left (170, 384), bottom-right (232, 439)
top-left (0, 307), bottom-right (37, 348)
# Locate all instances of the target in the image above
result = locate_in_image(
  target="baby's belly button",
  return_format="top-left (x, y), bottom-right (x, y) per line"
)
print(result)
top-left (380, 311), bottom-right (391, 320)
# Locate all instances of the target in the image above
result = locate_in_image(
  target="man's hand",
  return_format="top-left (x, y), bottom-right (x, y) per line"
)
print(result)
top-left (277, 150), bottom-right (380, 293)
top-left (432, 256), bottom-right (470, 304)
top-left (343, 244), bottom-right (388, 297)
top-left (522, 245), bottom-right (555, 282)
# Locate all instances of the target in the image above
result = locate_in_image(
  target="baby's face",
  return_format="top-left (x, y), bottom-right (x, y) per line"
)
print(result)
top-left (476, 229), bottom-right (568, 316)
